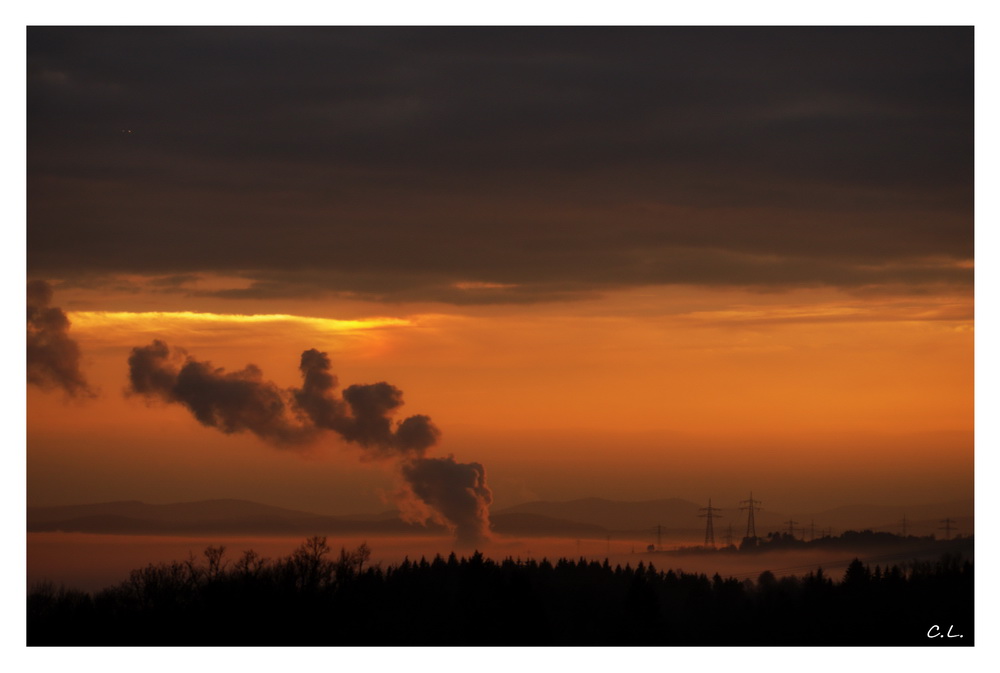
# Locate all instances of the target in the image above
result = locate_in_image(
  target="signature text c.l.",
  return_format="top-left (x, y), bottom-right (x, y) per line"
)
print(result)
top-left (927, 624), bottom-right (963, 639)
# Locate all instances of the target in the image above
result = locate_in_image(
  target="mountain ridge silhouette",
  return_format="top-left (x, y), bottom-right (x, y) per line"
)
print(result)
top-left (27, 496), bottom-right (974, 539)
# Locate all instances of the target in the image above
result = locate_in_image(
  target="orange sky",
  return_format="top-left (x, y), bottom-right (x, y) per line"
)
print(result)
top-left (25, 27), bottom-right (975, 528)
top-left (26, 281), bottom-right (973, 515)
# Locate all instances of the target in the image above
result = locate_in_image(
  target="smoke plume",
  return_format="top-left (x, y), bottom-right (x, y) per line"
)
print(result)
top-left (127, 340), bottom-right (316, 445)
top-left (294, 349), bottom-right (440, 458)
top-left (401, 456), bottom-right (494, 547)
top-left (127, 341), bottom-right (492, 544)
top-left (27, 280), bottom-right (94, 397)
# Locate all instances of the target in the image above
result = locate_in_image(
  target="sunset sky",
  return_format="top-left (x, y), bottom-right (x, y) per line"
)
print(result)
top-left (26, 26), bottom-right (974, 525)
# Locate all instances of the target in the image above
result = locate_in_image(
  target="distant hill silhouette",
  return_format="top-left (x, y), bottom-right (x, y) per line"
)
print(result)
top-left (805, 501), bottom-right (974, 536)
top-left (495, 497), bottom-right (702, 533)
top-left (489, 512), bottom-right (609, 538)
top-left (495, 496), bottom-right (975, 539)
top-left (28, 499), bottom-right (322, 525)
top-left (27, 499), bottom-right (447, 536)
top-left (28, 499), bottom-right (607, 538)
top-left (27, 496), bottom-right (975, 539)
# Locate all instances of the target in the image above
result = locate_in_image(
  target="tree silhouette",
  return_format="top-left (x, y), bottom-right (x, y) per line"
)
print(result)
top-left (26, 538), bottom-right (974, 646)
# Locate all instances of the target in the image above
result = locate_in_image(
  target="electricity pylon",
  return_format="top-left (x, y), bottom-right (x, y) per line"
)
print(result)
top-left (699, 499), bottom-right (723, 547)
top-left (740, 492), bottom-right (762, 540)
top-left (939, 518), bottom-right (956, 540)
top-left (785, 518), bottom-right (798, 538)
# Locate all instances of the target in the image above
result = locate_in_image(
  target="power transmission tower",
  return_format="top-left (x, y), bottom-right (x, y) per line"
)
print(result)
top-left (810, 519), bottom-right (815, 542)
top-left (699, 498), bottom-right (723, 547)
top-left (900, 514), bottom-right (908, 537)
top-left (723, 523), bottom-right (734, 548)
top-left (740, 492), bottom-right (762, 541)
top-left (939, 518), bottom-right (956, 540)
top-left (785, 518), bottom-right (798, 538)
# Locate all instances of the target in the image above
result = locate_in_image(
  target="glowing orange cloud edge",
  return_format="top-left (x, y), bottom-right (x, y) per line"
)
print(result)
top-left (67, 311), bottom-right (414, 333)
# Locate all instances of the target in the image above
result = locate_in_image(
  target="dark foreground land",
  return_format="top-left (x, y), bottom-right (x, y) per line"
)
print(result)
top-left (28, 536), bottom-right (973, 646)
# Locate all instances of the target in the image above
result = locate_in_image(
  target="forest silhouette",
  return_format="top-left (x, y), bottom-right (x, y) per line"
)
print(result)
top-left (27, 534), bottom-right (972, 646)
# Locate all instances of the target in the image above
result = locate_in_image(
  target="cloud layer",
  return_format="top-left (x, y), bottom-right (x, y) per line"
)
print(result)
top-left (27, 27), bottom-right (973, 303)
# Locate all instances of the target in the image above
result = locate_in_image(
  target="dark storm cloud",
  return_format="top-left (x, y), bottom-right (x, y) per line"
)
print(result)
top-left (127, 342), bottom-right (489, 541)
top-left (28, 27), bottom-right (973, 302)
top-left (27, 280), bottom-right (94, 397)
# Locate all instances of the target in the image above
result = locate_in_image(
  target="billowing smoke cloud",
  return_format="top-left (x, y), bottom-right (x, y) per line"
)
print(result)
top-left (294, 349), bottom-right (440, 458)
top-left (127, 341), bottom-right (492, 545)
top-left (401, 456), bottom-right (493, 547)
top-left (27, 280), bottom-right (94, 397)
top-left (127, 340), bottom-right (316, 445)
